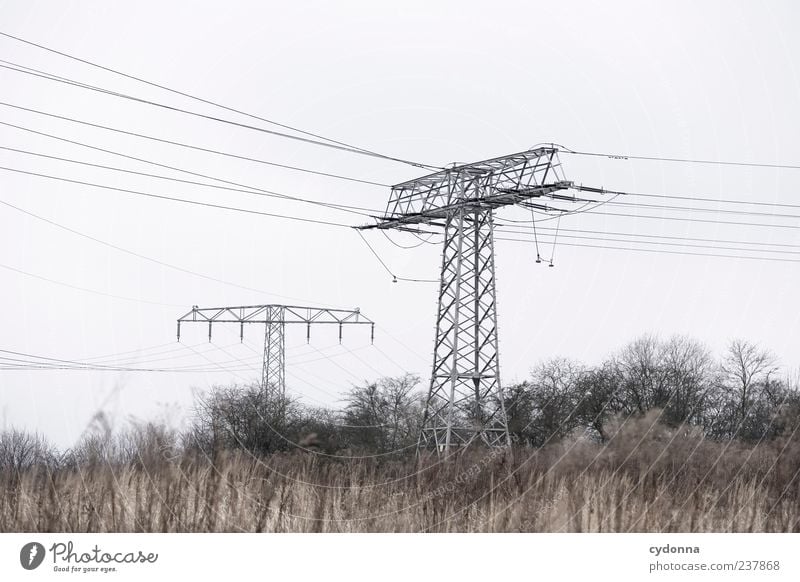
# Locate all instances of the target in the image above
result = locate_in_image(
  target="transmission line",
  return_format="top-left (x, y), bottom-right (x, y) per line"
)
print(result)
top-left (563, 207), bottom-right (800, 231)
top-left (548, 215), bottom-right (562, 267)
top-left (0, 344), bottom-right (265, 373)
top-left (76, 341), bottom-right (180, 363)
top-left (514, 186), bottom-right (800, 222)
top-left (0, 144), bottom-right (382, 217)
top-left (79, 343), bottom-right (257, 369)
top-left (0, 101), bottom-right (389, 187)
top-left (0, 120), bottom-right (383, 220)
top-left (496, 229), bottom-right (800, 256)
top-left (613, 188), bottom-right (800, 211)
top-left (356, 230), bottom-right (438, 283)
top-left (0, 165), bottom-right (354, 228)
top-left (0, 198), bottom-right (339, 306)
top-left (496, 236), bottom-right (800, 264)
top-left (494, 223), bottom-right (800, 250)
top-left (0, 261), bottom-right (181, 306)
top-left (0, 361), bottom-right (256, 373)
top-left (0, 41), bottom-right (440, 170)
top-left (77, 342), bottom-right (221, 366)
top-left (0, 340), bottom-right (375, 373)
top-left (621, 200), bottom-right (800, 220)
top-left (563, 147), bottom-right (800, 171)
top-left (529, 207), bottom-right (543, 263)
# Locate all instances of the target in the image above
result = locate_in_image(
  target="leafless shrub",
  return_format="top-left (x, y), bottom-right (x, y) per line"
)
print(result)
top-left (0, 429), bottom-right (59, 472)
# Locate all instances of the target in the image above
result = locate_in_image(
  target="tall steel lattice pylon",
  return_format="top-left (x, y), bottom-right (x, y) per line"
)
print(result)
top-left (361, 146), bottom-right (591, 453)
top-left (176, 304), bottom-right (374, 400)
top-left (261, 306), bottom-right (286, 399)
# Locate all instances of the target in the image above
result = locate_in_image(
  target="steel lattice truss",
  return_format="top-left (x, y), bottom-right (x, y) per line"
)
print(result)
top-left (362, 146), bottom-right (580, 453)
top-left (371, 146), bottom-right (572, 231)
top-left (261, 306), bottom-right (286, 401)
top-left (422, 208), bottom-right (507, 449)
top-left (177, 304), bottom-right (374, 398)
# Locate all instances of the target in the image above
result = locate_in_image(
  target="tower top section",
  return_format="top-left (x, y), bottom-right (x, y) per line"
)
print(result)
top-left (361, 146), bottom-right (572, 231)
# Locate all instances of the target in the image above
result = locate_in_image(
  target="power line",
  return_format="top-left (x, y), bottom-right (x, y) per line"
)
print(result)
top-left (529, 207), bottom-right (542, 263)
top-left (0, 100), bottom-right (389, 187)
top-left (0, 144), bottom-right (382, 217)
top-left (0, 361), bottom-right (257, 373)
top-left (78, 342), bottom-right (219, 366)
top-left (510, 186), bottom-right (800, 221)
top-left (355, 229), bottom-right (438, 283)
top-left (0, 120), bottom-right (383, 220)
top-left (373, 324), bottom-right (429, 365)
top-left (496, 236), bottom-right (800, 264)
top-left (0, 45), bottom-right (440, 170)
top-left (356, 229), bottom-right (395, 279)
top-left (0, 261), bottom-right (181, 306)
top-left (0, 344), bottom-right (262, 373)
top-left (340, 343), bottom-right (389, 378)
top-left (379, 229), bottom-right (437, 249)
top-left (548, 214), bottom-right (562, 267)
top-left (0, 341), bottom-right (372, 373)
top-left (370, 343), bottom-right (412, 375)
top-left (0, 197), bottom-right (338, 305)
top-left (615, 188), bottom-right (800, 211)
top-left (0, 164), bottom-right (354, 228)
top-left (565, 207), bottom-right (800, 231)
top-left (496, 229), bottom-right (800, 256)
top-left (76, 341), bottom-right (179, 363)
top-left (520, 192), bottom-right (624, 225)
top-left (14, 340), bottom-right (254, 369)
top-left (76, 343), bottom-right (256, 369)
top-left (563, 147), bottom-right (800, 171)
top-left (494, 223), bottom-right (800, 250)
top-left (608, 199), bottom-right (800, 220)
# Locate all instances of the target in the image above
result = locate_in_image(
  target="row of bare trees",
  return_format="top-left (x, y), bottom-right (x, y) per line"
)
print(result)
top-left (2, 336), bottom-right (798, 469)
top-left (183, 373), bottom-right (423, 456)
top-left (505, 336), bottom-right (800, 446)
top-left (0, 421), bottom-right (180, 474)
top-left (163, 335), bottom-right (800, 455)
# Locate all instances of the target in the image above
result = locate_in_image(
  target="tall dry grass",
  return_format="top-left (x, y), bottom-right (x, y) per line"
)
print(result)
top-left (2, 412), bottom-right (798, 532)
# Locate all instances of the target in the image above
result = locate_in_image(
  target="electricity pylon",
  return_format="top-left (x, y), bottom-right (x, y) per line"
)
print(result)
top-left (361, 146), bottom-right (584, 453)
top-left (176, 304), bottom-right (374, 399)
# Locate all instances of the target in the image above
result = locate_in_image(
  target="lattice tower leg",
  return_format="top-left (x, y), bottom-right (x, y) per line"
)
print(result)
top-left (419, 207), bottom-right (511, 453)
top-left (262, 306), bottom-right (286, 400)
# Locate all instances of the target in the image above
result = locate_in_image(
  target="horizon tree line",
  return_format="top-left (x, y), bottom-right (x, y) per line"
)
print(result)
top-left (1, 334), bottom-right (799, 470)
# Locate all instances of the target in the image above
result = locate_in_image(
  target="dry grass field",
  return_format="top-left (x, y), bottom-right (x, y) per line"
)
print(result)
top-left (2, 412), bottom-right (798, 533)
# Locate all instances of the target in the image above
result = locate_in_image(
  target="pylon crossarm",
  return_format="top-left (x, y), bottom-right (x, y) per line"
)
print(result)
top-left (177, 305), bottom-right (373, 325)
top-left (175, 304), bottom-right (376, 403)
top-left (361, 147), bottom-right (571, 230)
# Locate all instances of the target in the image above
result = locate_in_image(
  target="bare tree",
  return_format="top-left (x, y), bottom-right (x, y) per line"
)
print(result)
top-left (504, 381), bottom-right (535, 444)
top-left (518, 358), bottom-right (584, 446)
top-left (188, 383), bottom-right (301, 456)
top-left (342, 374), bottom-right (422, 453)
top-left (574, 362), bottom-right (626, 442)
top-left (773, 370), bottom-right (800, 438)
top-left (660, 336), bottom-right (714, 426)
top-left (615, 334), bottom-right (669, 413)
top-left (721, 339), bottom-right (779, 429)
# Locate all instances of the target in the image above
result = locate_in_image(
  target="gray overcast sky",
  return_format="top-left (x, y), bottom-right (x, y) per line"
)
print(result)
top-left (1, 0), bottom-right (799, 448)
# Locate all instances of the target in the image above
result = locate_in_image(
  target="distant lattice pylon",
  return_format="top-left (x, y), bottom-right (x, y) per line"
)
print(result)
top-left (177, 304), bottom-right (374, 399)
